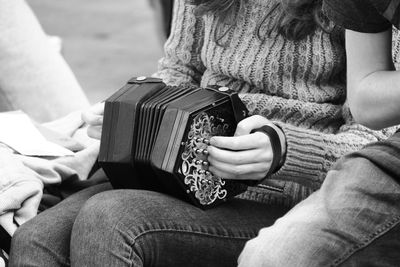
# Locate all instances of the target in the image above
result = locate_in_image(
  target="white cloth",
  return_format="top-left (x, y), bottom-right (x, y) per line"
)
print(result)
top-left (0, 112), bottom-right (99, 235)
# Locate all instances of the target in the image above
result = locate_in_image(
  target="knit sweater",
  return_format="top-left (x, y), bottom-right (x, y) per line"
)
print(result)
top-left (154, 0), bottom-right (396, 207)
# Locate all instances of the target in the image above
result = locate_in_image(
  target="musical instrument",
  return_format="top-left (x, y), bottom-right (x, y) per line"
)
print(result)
top-left (99, 77), bottom-right (249, 209)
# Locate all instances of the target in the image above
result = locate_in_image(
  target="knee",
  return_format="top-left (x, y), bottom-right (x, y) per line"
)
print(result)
top-left (10, 222), bottom-right (37, 252)
top-left (9, 221), bottom-right (45, 265)
top-left (71, 190), bottom-right (153, 244)
top-left (70, 190), bottom-right (166, 266)
top-left (70, 191), bottom-right (128, 264)
top-left (72, 191), bottom-right (122, 236)
top-left (72, 190), bottom-right (171, 235)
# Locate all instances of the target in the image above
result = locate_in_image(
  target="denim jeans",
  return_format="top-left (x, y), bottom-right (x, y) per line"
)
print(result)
top-left (239, 132), bottom-right (400, 267)
top-left (9, 183), bottom-right (288, 267)
top-left (9, 183), bottom-right (113, 267)
top-left (10, 133), bottom-right (400, 267)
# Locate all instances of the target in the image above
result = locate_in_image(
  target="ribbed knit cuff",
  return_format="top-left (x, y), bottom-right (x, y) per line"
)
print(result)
top-left (269, 122), bottom-right (326, 189)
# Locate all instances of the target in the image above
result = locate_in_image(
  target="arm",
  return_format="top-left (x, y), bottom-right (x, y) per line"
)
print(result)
top-left (240, 93), bottom-right (395, 190)
top-left (346, 29), bottom-right (400, 130)
top-left (152, 0), bottom-right (205, 87)
top-left (322, 0), bottom-right (400, 129)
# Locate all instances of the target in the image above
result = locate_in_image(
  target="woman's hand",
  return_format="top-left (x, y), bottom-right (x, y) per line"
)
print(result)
top-left (207, 115), bottom-right (286, 181)
top-left (81, 102), bottom-right (104, 140)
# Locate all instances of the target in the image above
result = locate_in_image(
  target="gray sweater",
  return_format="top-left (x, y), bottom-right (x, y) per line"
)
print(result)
top-left (154, 0), bottom-right (396, 207)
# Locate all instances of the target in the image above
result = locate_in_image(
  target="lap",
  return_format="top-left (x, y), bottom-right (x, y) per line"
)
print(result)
top-left (13, 136), bottom-right (400, 267)
top-left (70, 190), bottom-right (289, 267)
top-left (75, 189), bottom-right (287, 232)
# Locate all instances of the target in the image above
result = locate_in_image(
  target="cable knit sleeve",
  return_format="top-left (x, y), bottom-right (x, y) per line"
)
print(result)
top-left (240, 93), bottom-right (398, 190)
top-left (153, 0), bottom-right (205, 87)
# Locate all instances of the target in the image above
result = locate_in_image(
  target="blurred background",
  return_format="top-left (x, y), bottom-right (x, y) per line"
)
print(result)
top-left (29, 0), bottom-right (164, 103)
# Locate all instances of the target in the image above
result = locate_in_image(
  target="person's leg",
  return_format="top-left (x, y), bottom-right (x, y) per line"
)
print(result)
top-left (239, 133), bottom-right (400, 267)
top-left (9, 182), bottom-right (112, 267)
top-left (70, 189), bottom-right (289, 267)
top-left (342, 223), bottom-right (400, 267)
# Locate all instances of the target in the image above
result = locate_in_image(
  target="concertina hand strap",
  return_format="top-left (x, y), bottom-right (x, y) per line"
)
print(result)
top-left (251, 124), bottom-right (282, 178)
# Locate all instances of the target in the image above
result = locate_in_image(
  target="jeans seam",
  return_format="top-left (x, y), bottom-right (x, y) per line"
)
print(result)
top-left (132, 228), bottom-right (254, 242)
top-left (121, 227), bottom-right (253, 265)
top-left (331, 214), bottom-right (400, 267)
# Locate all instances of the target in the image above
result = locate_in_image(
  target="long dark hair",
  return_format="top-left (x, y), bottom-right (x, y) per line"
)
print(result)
top-left (189, 0), bottom-right (325, 42)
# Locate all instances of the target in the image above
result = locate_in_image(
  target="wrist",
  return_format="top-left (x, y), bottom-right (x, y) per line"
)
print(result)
top-left (251, 124), bottom-right (285, 176)
top-left (265, 123), bottom-right (286, 167)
